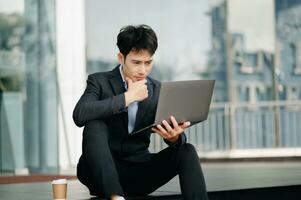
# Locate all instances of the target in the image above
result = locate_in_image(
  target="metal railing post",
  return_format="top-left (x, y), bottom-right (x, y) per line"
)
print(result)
top-left (229, 103), bottom-right (236, 149)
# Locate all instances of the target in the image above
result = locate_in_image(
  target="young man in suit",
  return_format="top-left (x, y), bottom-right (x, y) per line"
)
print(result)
top-left (73, 25), bottom-right (209, 200)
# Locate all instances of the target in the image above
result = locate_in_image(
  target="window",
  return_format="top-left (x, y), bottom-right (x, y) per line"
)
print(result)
top-left (294, 41), bottom-right (301, 75)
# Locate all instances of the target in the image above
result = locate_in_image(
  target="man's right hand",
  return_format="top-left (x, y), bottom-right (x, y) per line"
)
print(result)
top-left (124, 77), bottom-right (148, 107)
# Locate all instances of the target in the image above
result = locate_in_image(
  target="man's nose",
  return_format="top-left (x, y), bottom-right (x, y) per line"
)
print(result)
top-left (138, 65), bottom-right (146, 74)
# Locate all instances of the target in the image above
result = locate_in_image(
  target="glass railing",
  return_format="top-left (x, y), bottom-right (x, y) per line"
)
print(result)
top-left (150, 100), bottom-right (301, 155)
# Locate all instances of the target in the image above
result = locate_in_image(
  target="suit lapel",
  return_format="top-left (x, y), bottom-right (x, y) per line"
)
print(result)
top-left (108, 66), bottom-right (128, 131)
top-left (109, 66), bottom-right (126, 95)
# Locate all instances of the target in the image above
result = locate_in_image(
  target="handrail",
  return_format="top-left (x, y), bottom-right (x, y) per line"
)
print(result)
top-left (211, 100), bottom-right (301, 109)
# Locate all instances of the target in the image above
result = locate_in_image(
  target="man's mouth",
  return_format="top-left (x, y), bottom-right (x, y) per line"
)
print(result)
top-left (134, 76), bottom-right (145, 81)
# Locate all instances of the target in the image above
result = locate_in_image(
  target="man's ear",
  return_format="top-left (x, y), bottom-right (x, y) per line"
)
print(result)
top-left (117, 52), bottom-right (124, 64)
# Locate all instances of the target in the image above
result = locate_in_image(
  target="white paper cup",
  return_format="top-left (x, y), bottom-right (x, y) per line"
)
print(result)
top-left (52, 179), bottom-right (67, 200)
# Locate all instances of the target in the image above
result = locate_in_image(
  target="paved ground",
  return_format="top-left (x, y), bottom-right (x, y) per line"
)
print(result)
top-left (1, 161), bottom-right (301, 199)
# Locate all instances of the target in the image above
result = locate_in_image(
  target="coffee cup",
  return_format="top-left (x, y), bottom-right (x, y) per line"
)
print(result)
top-left (52, 179), bottom-right (67, 200)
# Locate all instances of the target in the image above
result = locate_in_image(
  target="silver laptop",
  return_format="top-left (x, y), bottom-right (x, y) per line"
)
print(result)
top-left (132, 80), bottom-right (215, 134)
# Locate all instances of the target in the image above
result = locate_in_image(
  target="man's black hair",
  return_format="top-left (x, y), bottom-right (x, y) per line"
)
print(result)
top-left (117, 24), bottom-right (158, 57)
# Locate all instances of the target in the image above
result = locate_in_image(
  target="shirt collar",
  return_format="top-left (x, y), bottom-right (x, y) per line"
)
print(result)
top-left (119, 64), bottom-right (127, 89)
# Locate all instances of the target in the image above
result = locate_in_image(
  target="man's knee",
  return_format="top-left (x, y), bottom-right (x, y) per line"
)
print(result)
top-left (177, 143), bottom-right (199, 161)
top-left (180, 143), bottom-right (197, 153)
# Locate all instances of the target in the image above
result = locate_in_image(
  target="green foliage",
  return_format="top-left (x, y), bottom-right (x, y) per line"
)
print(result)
top-left (0, 75), bottom-right (21, 92)
top-left (0, 13), bottom-right (24, 92)
top-left (0, 13), bottom-right (24, 50)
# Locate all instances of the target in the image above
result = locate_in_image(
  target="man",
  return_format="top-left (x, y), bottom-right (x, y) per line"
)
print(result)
top-left (73, 25), bottom-right (209, 200)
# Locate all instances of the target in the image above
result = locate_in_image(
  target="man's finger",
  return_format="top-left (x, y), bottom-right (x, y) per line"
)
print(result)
top-left (180, 121), bottom-right (191, 129)
top-left (137, 79), bottom-right (147, 85)
top-left (162, 120), bottom-right (174, 134)
top-left (152, 127), bottom-right (169, 139)
top-left (152, 127), bottom-right (164, 137)
top-left (170, 116), bottom-right (179, 130)
top-left (156, 124), bottom-right (171, 138)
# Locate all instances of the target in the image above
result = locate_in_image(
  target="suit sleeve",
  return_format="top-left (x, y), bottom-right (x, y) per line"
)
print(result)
top-left (163, 133), bottom-right (187, 148)
top-left (73, 74), bottom-right (125, 127)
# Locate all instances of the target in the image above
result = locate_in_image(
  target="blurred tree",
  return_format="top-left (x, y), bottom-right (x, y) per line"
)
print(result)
top-left (0, 13), bottom-right (24, 50)
top-left (0, 13), bottom-right (24, 92)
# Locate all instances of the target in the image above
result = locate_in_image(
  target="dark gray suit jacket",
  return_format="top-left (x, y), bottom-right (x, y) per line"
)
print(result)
top-left (73, 66), bottom-right (186, 162)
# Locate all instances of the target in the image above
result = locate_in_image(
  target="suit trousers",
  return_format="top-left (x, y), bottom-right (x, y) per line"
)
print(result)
top-left (77, 120), bottom-right (209, 200)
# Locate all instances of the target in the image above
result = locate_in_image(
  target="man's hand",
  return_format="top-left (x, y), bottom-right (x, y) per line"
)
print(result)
top-left (152, 116), bottom-right (190, 143)
top-left (124, 77), bottom-right (148, 106)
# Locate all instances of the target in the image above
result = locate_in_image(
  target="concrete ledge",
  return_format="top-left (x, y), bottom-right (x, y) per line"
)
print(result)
top-left (198, 148), bottom-right (301, 161)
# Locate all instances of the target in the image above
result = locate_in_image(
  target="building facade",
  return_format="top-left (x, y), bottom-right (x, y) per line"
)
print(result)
top-left (275, 0), bottom-right (301, 101)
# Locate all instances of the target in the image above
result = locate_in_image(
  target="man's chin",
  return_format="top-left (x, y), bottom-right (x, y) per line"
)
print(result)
top-left (134, 77), bottom-right (146, 82)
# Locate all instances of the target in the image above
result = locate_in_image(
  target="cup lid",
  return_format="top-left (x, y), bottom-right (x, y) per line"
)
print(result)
top-left (52, 179), bottom-right (67, 184)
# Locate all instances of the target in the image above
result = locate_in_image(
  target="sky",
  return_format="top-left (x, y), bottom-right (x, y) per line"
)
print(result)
top-left (85, 0), bottom-right (211, 80)
top-left (85, 0), bottom-right (275, 80)
top-left (228, 0), bottom-right (275, 53)
top-left (0, 0), bottom-right (24, 13)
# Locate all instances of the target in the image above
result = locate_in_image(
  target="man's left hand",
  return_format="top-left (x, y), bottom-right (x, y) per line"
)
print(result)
top-left (151, 116), bottom-right (190, 143)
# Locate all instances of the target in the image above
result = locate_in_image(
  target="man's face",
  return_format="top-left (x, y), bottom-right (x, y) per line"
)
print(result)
top-left (118, 50), bottom-right (153, 82)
